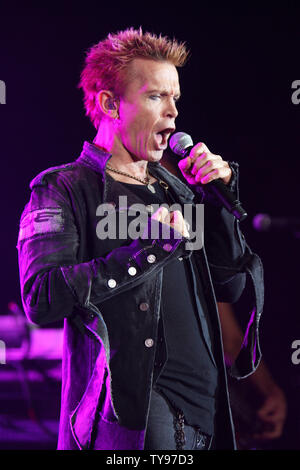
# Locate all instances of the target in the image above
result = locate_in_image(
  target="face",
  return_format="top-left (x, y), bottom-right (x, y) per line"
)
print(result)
top-left (116, 58), bottom-right (180, 162)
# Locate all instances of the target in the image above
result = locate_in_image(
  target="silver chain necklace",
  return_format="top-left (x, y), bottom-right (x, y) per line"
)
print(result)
top-left (105, 164), bottom-right (168, 194)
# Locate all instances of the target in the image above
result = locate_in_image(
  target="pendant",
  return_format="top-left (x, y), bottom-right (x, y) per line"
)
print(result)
top-left (147, 183), bottom-right (156, 193)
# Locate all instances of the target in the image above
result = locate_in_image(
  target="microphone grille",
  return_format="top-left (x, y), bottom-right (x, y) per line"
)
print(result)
top-left (169, 132), bottom-right (193, 157)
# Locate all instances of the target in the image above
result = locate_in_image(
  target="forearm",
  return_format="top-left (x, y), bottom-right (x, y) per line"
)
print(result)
top-left (247, 361), bottom-right (282, 396)
top-left (19, 217), bottom-right (189, 326)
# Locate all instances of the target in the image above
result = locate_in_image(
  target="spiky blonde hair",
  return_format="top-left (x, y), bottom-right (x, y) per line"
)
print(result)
top-left (78, 27), bottom-right (189, 129)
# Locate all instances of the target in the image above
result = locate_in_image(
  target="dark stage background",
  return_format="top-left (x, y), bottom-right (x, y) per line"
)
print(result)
top-left (0, 3), bottom-right (299, 450)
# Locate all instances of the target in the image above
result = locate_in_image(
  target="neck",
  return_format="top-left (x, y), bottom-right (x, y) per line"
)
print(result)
top-left (93, 119), bottom-right (149, 180)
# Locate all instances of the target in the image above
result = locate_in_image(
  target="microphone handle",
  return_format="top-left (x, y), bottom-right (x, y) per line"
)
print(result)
top-left (183, 146), bottom-right (247, 221)
top-left (207, 178), bottom-right (248, 221)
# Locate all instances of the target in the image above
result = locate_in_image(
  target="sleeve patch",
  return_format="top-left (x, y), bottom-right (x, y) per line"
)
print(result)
top-left (18, 207), bottom-right (64, 241)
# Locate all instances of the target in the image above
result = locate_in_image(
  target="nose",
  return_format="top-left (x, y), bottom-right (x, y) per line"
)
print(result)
top-left (164, 97), bottom-right (178, 119)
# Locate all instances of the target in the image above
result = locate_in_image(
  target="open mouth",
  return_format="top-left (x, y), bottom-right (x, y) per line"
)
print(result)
top-left (154, 127), bottom-right (175, 149)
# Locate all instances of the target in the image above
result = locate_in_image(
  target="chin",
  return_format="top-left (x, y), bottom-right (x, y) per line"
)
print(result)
top-left (146, 150), bottom-right (164, 163)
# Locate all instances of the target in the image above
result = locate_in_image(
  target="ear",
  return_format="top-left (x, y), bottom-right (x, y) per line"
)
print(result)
top-left (96, 90), bottom-right (119, 119)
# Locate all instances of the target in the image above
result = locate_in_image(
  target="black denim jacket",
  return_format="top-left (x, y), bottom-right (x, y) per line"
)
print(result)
top-left (17, 141), bottom-right (263, 450)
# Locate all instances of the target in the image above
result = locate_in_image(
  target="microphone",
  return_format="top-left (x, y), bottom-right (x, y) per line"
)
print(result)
top-left (169, 132), bottom-right (247, 221)
top-left (253, 213), bottom-right (300, 232)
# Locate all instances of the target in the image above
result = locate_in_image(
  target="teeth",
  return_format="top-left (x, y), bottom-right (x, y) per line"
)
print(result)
top-left (158, 131), bottom-right (168, 138)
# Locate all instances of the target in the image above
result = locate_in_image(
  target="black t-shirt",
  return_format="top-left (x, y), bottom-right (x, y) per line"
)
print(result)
top-left (119, 179), bottom-right (219, 435)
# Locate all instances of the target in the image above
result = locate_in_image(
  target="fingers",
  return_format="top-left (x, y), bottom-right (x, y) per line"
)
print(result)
top-left (177, 142), bottom-right (207, 175)
top-left (253, 426), bottom-right (283, 440)
top-left (178, 155), bottom-right (192, 173)
top-left (177, 142), bottom-right (207, 177)
top-left (191, 155), bottom-right (224, 184)
top-left (189, 142), bottom-right (210, 161)
top-left (253, 414), bottom-right (285, 440)
top-left (151, 207), bottom-right (189, 238)
top-left (177, 142), bottom-right (232, 185)
top-left (170, 210), bottom-right (190, 238)
top-left (151, 206), bottom-right (170, 224)
top-left (253, 395), bottom-right (287, 440)
top-left (257, 395), bottom-right (287, 422)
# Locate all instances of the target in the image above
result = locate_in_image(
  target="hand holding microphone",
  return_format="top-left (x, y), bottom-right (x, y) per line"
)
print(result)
top-left (178, 141), bottom-right (232, 186)
top-left (169, 132), bottom-right (247, 221)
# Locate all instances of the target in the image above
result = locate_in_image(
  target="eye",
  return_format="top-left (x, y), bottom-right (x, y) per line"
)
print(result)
top-left (149, 95), bottom-right (161, 101)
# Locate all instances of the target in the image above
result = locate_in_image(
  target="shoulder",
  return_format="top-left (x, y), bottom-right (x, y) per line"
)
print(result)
top-left (29, 163), bottom-right (76, 189)
top-left (29, 160), bottom-right (100, 191)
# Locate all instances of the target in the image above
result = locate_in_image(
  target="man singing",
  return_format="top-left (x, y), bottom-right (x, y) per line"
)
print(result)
top-left (17, 28), bottom-right (263, 450)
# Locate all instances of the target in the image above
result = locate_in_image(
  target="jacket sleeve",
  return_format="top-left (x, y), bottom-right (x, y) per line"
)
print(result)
top-left (17, 177), bottom-right (191, 326)
top-left (204, 208), bottom-right (247, 303)
top-left (194, 163), bottom-right (264, 378)
top-left (195, 162), bottom-right (250, 303)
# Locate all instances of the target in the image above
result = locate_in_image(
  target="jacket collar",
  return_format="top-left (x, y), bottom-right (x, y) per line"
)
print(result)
top-left (76, 141), bottom-right (112, 175)
top-left (76, 141), bottom-right (195, 205)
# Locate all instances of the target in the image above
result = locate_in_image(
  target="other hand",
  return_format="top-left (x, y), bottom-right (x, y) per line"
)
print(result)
top-left (151, 206), bottom-right (189, 238)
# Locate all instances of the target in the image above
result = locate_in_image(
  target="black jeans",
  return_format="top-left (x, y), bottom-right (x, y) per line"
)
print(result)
top-left (144, 388), bottom-right (213, 450)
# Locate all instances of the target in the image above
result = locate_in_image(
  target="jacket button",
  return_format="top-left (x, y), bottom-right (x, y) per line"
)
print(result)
top-left (107, 279), bottom-right (117, 288)
top-left (139, 302), bottom-right (149, 311)
top-left (145, 338), bottom-right (154, 348)
top-left (128, 266), bottom-right (137, 276)
top-left (147, 254), bottom-right (156, 264)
